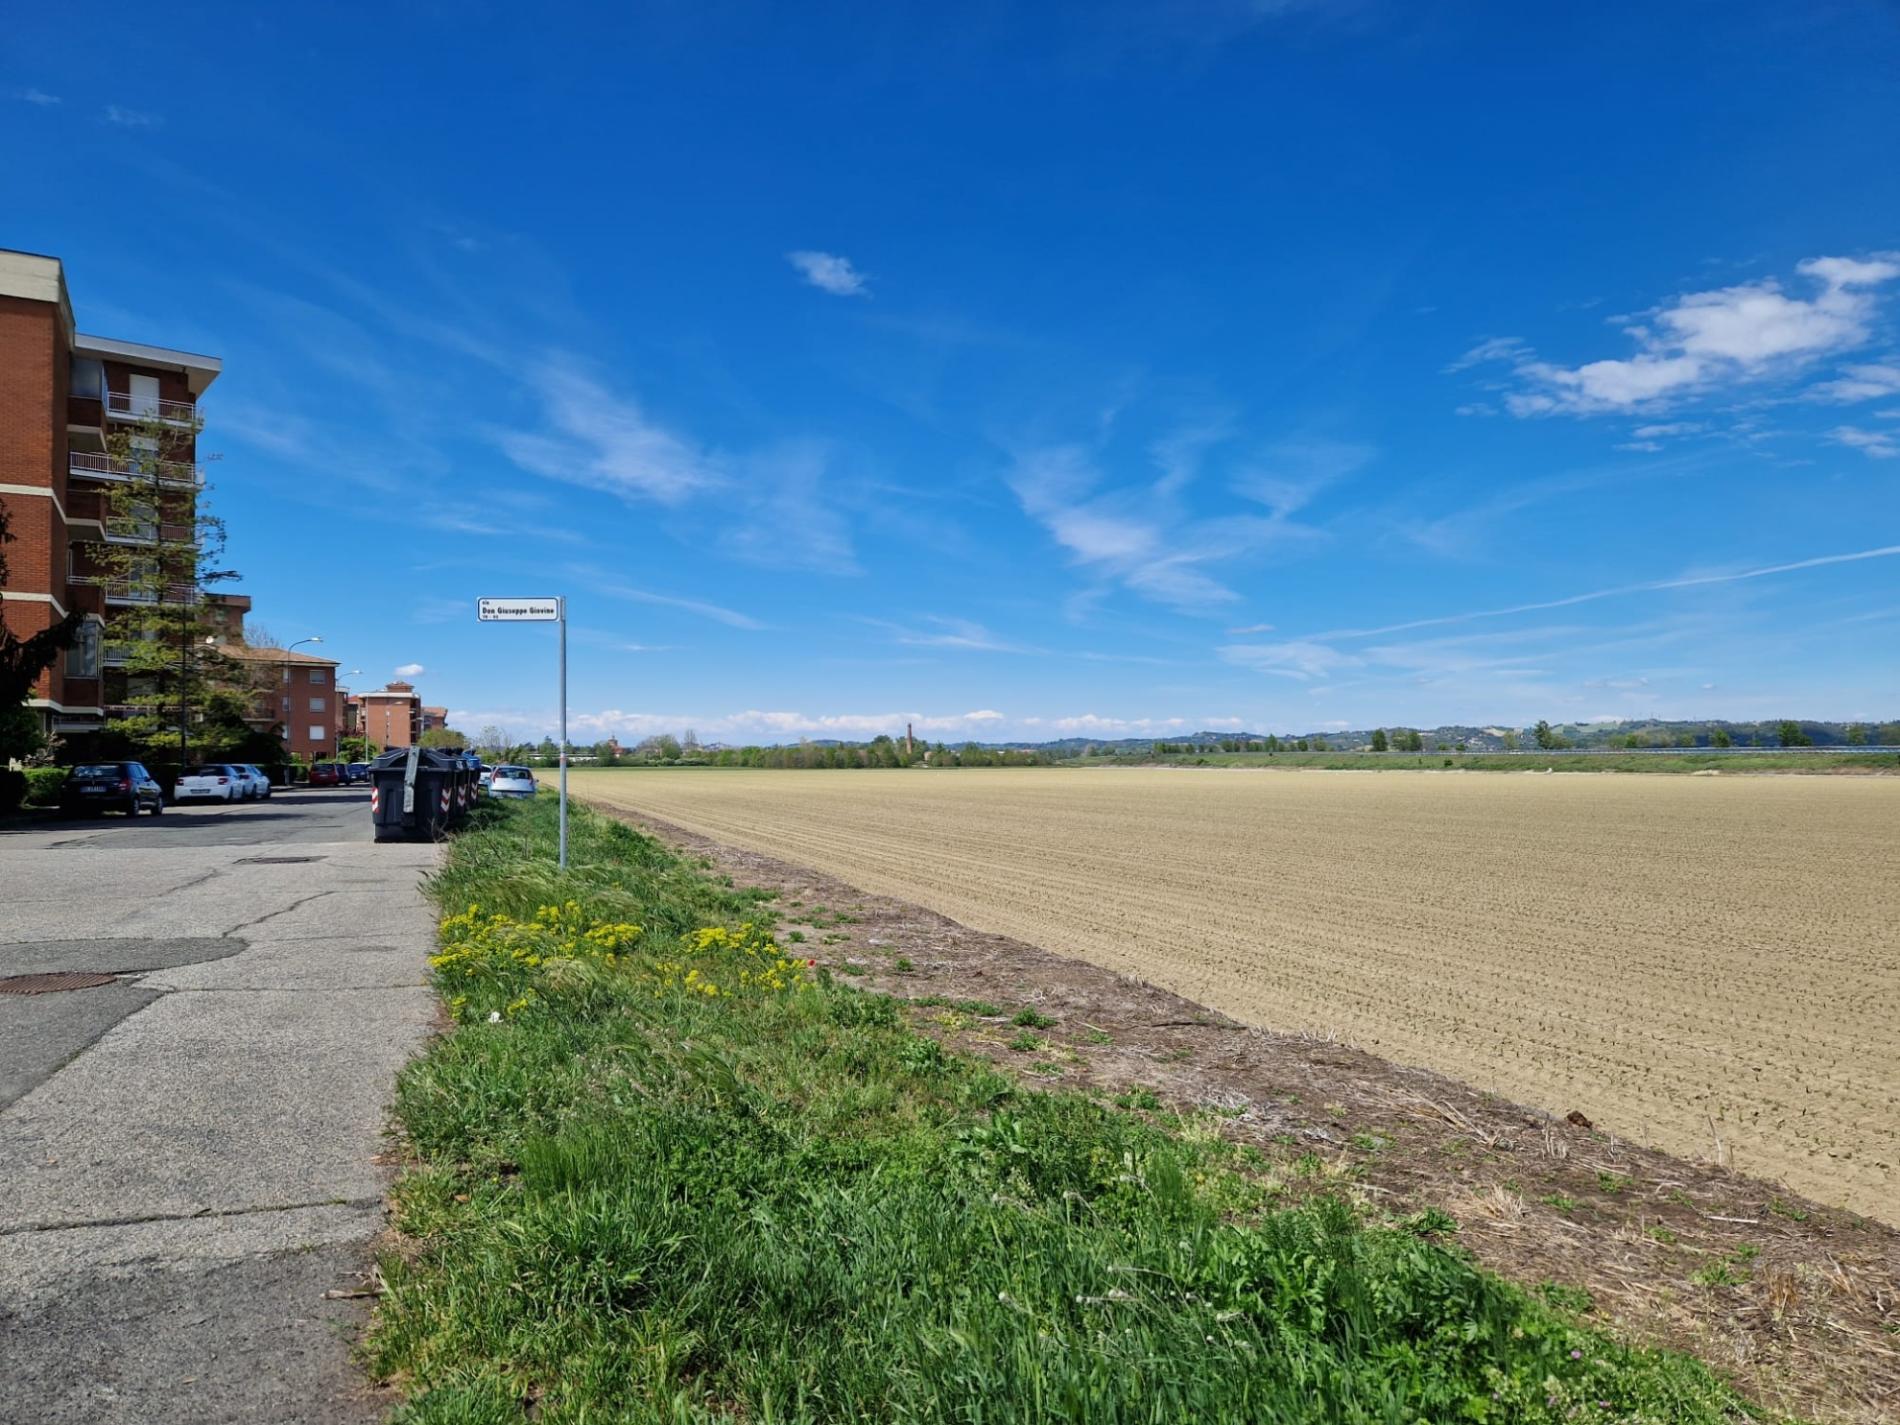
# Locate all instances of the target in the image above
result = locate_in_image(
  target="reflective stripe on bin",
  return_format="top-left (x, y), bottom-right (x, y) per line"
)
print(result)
top-left (371, 787), bottom-right (380, 815)
top-left (439, 788), bottom-right (451, 814)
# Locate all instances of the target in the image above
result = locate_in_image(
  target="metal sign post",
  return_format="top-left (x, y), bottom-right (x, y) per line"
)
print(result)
top-left (477, 596), bottom-right (568, 870)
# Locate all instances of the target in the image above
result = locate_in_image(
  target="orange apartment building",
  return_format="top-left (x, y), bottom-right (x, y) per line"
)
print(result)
top-left (356, 680), bottom-right (422, 751)
top-left (1, 247), bottom-right (220, 743)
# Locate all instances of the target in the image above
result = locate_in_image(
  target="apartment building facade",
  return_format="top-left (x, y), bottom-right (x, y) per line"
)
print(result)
top-left (0, 248), bottom-right (220, 743)
top-left (357, 680), bottom-right (422, 751)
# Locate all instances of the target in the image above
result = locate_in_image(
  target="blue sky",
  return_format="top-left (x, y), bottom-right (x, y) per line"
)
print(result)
top-left (7, 2), bottom-right (1898, 742)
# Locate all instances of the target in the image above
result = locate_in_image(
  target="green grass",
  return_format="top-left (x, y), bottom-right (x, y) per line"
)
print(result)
top-left (368, 796), bottom-right (1768, 1423)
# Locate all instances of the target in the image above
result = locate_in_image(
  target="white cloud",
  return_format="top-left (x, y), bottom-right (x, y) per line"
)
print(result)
top-left (1811, 362), bottom-right (1900, 403)
top-left (1226, 622), bottom-right (1275, 634)
top-left (494, 355), bottom-right (721, 506)
top-left (1829, 425), bottom-right (1899, 459)
top-left (394, 662), bottom-right (426, 677)
top-left (1007, 440), bottom-right (1331, 614)
top-left (1631, 422), bottom-right (1704, 439)
top-left (101, 105), bottom-right (158, 127)
top-left (1461, 256), bottom-right (1900, 416)
top-left (787, 250), bottom-right (870, 297)
top-left (866, 615), bottom-right (1032, 653)
top-left (11, 87), bottom-right (60, 105)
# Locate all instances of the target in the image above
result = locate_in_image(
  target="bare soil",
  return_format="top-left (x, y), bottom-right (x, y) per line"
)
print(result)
top-left (596, 801), bottom-right (1900, 1425)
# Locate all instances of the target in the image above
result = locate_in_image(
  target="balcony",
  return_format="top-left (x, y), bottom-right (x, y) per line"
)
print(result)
top-left (105, 390), bottom-right (199, 427)
top-left (99, 519), bottom-right (195, 546)
top-left (69, 451), bottom-right (203, 490)
top-left (70, 576), bottom-right (198, 608)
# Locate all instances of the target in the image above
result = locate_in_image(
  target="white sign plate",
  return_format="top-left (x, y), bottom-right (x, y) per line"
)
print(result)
top-left (478, 597), bottom-right (561, 622)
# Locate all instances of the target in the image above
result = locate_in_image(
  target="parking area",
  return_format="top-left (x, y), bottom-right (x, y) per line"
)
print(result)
top-left (0, 788), bottom-right (437, 1423)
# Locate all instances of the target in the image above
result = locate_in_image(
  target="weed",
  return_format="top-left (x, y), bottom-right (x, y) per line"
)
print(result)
top-left (1540, 1193), bottom-right (1579, 1214)
top-left (1767, 1197), bottom-right (1810, 1222)
top-left (894, 956), bottom-right (914, 972)
top-left (1597, 1172), bottom-right (1631, 1194)
top-left (1537, 1282), bottom-right (1594, 1314)
top-left (1007, 1031), bottom-right (1045, 1053)
top-left (1083, 1026), bottom-right (1112, 1045)
top-left (1647, 1226), bottom-right (1678, 1245)
top-left (1116, 1087), bottom-right (1162, 1111)
top-left (787, 929), bottom-right (806, 943)
top-left (1011, 1007), bottom-right (1057, 1029)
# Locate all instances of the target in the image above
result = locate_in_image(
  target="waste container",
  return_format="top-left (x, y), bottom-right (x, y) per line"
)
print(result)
top-left (369, 746), bottom-right (475, 843)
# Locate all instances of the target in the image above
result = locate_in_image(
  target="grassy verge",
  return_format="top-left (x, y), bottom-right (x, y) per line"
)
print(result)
top-left (369, 795), bottom-right (1769, 1423)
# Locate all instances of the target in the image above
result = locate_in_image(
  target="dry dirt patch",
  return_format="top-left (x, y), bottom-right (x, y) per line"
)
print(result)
top-left (571, 767), bottom-right (1899, 1224)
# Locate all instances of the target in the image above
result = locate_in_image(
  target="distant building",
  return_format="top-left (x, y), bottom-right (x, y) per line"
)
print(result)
top-left (213, 642), bottom-right (341, 762)
top-left (358, 680), bottom-right (422, 751)
top-left (419, 704), bottom-right (447, 735)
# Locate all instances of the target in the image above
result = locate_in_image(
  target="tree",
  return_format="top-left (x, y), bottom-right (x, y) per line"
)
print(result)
top-left (476, 725), bottom-right (509, 759)
top-left (1846, 724), bottom-right (1868, 746)
top-left (1532, 719), bottom-right (1559, 750)
top-left (1711, 727), bottom-right (1732, 748)
top-left (86, 407), bottom-right (240, 763)
top-left (419, 727), bottom-right (468, 750)
top-left (1399, 729), bottom-right (1424, 752)
top-left (1501, 730), bottom-right (1520, 751)
top-left (1, 497), bottom-right (82, 761)
top-left (655, 733), bottom-right (682, 761)
top-left (1776, 720), bottom-right (1811, 748)
top-left (1370, 728), bottom-right (1388, 752)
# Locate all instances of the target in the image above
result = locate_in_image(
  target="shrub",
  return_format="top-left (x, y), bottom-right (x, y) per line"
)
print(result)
top-left (24, 767), bottom-right (67, 806)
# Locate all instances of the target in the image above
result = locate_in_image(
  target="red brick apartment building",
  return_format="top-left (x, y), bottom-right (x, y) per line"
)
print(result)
top-left (0, 248), bottom-right (220, 742)
top-left (197, 593), bottom-right (343, 763)
top-left (357, 680), bottom-right (422, 751)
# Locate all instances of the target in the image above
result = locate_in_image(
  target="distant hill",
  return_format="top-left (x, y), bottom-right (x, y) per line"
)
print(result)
top-left (1017, 717), bottom-right (1899, 757)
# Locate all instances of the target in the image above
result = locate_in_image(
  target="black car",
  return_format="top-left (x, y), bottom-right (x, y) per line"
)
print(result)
top-left (343, 762), bottom-right (370, 785)
top-left (60, 761), bottom-right (164, 817)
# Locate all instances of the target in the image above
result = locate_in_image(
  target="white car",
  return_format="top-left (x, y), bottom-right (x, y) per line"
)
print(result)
top-left (175, 764), bottom-right (244, 802)
top-left (233, 764), bottom-right (273, 800)
top-left (487, 765), bottom-right (537, 799)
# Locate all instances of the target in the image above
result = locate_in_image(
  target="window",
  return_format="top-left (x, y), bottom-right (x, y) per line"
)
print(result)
top-left (65, 620), bottom-right (100, 678)
top-left (308, 696), bottom-right (326, 713)
top-left (308, 725), bottom-right (327, 743)
top-left (129, 373), bottom-right (160, 417)
top-left (70, 357), bottom-right (103, 399)
top-left (307, 667), bottom-right (328, 685)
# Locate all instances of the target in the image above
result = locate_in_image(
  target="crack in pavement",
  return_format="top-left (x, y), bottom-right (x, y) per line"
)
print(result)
top-left (0, 1196), bottom-right (384, 1237)
top-left (223, 889), bottom-right (338, 938)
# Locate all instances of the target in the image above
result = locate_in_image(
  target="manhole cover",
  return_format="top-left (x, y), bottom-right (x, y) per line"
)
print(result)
top-left (0, 972), bottom-right (119, 995)
top-left (234, 856), bottom-right (323, 865)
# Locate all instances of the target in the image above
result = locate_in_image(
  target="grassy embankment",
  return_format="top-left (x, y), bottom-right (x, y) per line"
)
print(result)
top-left (369, 794), bottom-right (1771, 1423)
top-left (1069, 749), bottom-right (1897, 774)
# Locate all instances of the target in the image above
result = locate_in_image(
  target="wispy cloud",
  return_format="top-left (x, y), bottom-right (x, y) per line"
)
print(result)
top-left (578, 569), bottom-right (766, 630)
top-left (101, 105), bottom-right (160, 127)
top-left (395, 662), bottom-right (426, 677)
top-left (1317, 542), bottom-right (1900, 641)
top-left (1225, 622), bottom-right (1275, 634)
top-left (787, 250), bottom-right (870, 297)
top-left (1457, 255), bottom-right (1900, 415)
top-left (10, 87), bottom-right (60, 106)
top-left (494, 354), bottom-right (721, 506)
top-left (1829, 424), bottom-right (1899, 459)
top-left (1006, 436), bottom-right (1335, 613)
top-left (1812, 363), bottom-right (1900, 403)
top-left (860, 614), bottom-right (1035, 652)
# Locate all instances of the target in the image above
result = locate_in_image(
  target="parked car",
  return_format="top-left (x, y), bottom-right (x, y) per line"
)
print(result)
top-left (233, 764), bottom-right (273, 800)
top-left (61, 761), bottom-right (164, 817)
top-left (478, 766), bottom-right (495, 790)
top-left (175, 765), bottom-right (244, 803)
top-left (487, 765), bottom-right (537, 799)
top-left (343, 762), bottom-right (370, 785)
top-left (308, 762), bottom-right (341, 787)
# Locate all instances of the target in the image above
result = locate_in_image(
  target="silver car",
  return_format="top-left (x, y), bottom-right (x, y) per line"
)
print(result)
top-left (233, 764), bottom-right (273, 800)
top-left (487, 765), bottom-right (537, 799)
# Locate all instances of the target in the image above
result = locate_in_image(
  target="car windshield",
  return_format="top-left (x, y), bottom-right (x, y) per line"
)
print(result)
top-left (497, 767), bottom-right (532, 778)
top-left (188, 766), bottom-right (231, 776)
top-left (73, 764), bottom-right (121, 777)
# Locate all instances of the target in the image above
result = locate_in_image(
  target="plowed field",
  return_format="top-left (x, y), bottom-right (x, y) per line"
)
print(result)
top-left (570, 768), bottom-right (1899, 1219)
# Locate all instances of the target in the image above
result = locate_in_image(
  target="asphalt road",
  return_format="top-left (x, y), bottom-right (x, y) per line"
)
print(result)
top-left (0, 789), bottom-right (438, 1424)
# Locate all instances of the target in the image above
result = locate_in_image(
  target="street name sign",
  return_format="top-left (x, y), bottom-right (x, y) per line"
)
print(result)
top-left (479, 597), bottom-right (561, 622)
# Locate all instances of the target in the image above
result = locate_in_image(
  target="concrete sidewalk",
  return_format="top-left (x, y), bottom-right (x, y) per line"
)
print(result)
top-left (0, 792), bottom-right (437, 1424)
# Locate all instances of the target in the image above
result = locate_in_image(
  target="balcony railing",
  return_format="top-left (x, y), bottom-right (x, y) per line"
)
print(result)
top-left (69, 451), bottom-right (203, 489)
top-left (71, 576), bottom-right (198, 607)
top-left (98, 519), bottom-right (196, 546)
top-left (105, 390), bottom-right (198, 426)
